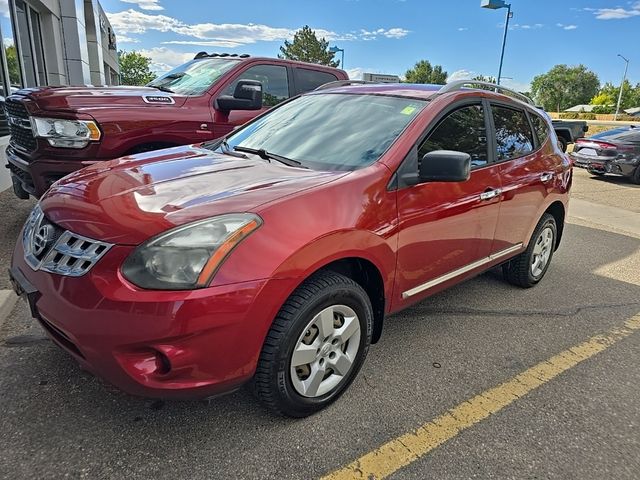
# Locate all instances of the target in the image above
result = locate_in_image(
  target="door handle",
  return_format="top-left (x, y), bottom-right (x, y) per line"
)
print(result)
top-left (479, 188), bottom-right (502, 201)
top-left (540, 172), bottom-right (554, 182)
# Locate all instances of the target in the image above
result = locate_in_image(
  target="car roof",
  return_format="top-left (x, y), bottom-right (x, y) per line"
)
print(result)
top-left (311, 83), bottom-right (442, 100)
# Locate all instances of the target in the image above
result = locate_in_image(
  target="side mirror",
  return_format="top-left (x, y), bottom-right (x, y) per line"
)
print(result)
top-left (402, 150), bottom-right (471, 186)
top-left (419, 150), bottom-right (471, 182)
top-left (216, 79), bottom-right (263, 112)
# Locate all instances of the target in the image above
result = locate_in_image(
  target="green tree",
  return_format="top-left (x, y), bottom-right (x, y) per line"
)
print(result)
top-left (472, 74), bottom-right (497, 83)
top-left (404, 60), bottom-right (448, 84)
top-left (278, 26), bottom-right (339, 67)
top-left (530, 64), bottom-right (599, 112)
top-left (591, 80), bottom-right (635, 110)
top-left (5, 45), bottom-right (20, 85)
top-left (118, 50), bottom-right (156, 86)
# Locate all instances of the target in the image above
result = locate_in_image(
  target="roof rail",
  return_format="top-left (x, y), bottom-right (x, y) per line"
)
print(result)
top-left (437, 80), bottom-right (535, 106)
top-left (314, 80), bottom-right (376, 91)
top-left (193, 52), bottom-right (251, 60)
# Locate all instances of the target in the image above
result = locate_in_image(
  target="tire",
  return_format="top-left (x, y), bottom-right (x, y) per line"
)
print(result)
top-left (254, 271), bottom-right (373, 417)
top-left (503, 213), bottom-right (557, 288)
top-left (557, 136), bottom-right (568, 152)
top-left (589, 171), bottom-right (606, 177)
top-left (631, 165), bottom-right (640, 185)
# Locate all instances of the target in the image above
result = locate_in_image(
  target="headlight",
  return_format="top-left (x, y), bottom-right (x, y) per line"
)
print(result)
top-left (30, 117), bottom-right (101, 148)
top-left (121, 214), bottom-right (262, 290)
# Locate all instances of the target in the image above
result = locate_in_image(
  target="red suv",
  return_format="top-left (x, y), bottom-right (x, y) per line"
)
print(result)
top-left (9, 81), bottom-right (571, 417)
top-left (4, 53), bottom-right (347, 199)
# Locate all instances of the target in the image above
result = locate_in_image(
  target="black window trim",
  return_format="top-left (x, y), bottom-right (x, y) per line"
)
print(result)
top-left (393, 97), bottom-right (494, 190)
top-left (291, 66), bottom-right (339, 95)
top-left (487, 100), bottom-right (541, 163)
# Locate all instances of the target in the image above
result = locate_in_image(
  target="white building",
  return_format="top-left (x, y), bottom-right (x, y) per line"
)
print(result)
top-left (0, 0), bottom-right (119, 95)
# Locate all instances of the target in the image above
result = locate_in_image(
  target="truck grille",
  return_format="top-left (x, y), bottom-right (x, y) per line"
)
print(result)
top-left (5, 98), bottom-right (37, 152)
top-left (23, 206), bottom-right (113, 277)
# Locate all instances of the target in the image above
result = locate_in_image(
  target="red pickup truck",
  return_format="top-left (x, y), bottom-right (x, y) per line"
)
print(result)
top-left (4, 53), bottom-right (347, 199)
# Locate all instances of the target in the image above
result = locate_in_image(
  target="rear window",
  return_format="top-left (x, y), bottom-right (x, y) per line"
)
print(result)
top-left (491, 105), bottom-right (535, 161)
top-left (529, 112), bottom-right (550, 146)
top-left (293, 68), bottom-right (339, 93)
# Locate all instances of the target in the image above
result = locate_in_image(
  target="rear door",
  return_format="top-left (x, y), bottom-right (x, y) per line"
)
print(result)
top-left (490, 103), bottom-right (557, 252)
top-left (394, 99), bottom-right (502, 307)
top-left (212, 63), bottom-right (292, 138)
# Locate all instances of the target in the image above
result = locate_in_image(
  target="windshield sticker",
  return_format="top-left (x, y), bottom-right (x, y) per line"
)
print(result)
top-left (401, 105), bottom-right (418, 115)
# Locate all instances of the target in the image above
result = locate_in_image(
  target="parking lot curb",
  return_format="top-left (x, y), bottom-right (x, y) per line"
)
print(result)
top-left (0, 289), bottom-right (18, 329)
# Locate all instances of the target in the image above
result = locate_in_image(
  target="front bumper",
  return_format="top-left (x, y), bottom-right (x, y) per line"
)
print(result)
top-left (9, 238), bottom-right (287, 400)
top-left (5, 145), bottom-right (100, 198)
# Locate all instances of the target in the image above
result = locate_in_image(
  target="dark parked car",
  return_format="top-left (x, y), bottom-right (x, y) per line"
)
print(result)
top-left (552, 119), bottom-right (589, 152)
top-left (10, 80), bottom-right (571, 417)
top-left (571, 125), bottom-right (640, 184)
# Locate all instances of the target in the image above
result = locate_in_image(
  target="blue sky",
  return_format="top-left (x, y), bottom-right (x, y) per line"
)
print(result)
top-left (100, 0), bottom-right (638, 92)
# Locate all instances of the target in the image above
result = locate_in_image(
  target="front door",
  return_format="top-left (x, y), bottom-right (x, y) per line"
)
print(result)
top-left (394, 101), bottom-right (502, 308)
top-left (212, 63), bottom-right (291, 138)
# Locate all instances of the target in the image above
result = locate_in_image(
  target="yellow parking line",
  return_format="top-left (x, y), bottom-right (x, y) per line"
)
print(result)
top-left (321, 313), bottom-right (640, 480)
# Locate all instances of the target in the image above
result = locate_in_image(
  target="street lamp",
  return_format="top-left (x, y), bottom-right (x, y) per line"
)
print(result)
top-left (614, 54), bottom-right (629, 121)
top-left (329, 46), bottom-right (345, 69)
top-left (481, 0), bottom-right (513, 86)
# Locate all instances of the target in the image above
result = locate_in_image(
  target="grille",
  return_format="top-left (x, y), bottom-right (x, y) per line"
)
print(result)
top-left (5, 98), bottom-right (37, 152)
top-left (23, 206), bottom-right (113, 277)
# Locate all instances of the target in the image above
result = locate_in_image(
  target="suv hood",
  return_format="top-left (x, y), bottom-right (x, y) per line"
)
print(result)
top-left (11, 86), bottom-right (188, 113)
top-left (40, 144), bottom-right (347, 244)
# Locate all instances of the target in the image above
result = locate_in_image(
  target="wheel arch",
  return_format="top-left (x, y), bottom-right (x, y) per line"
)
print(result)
top-left (545, 200), bottom-right (565, 249)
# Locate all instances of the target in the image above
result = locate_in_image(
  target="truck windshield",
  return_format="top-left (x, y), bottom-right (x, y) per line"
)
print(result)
top-left (147, 58), bottom-right (240, 96)
top-left (220, 93), bottom-right (427, 171)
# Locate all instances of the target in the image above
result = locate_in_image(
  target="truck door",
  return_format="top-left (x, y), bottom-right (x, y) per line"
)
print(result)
top-left (212, 64), bottom-right (291, 138)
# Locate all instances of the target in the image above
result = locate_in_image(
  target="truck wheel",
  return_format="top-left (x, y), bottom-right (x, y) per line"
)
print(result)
top-left (557, 136), bottom-right (568, 152)
top-left (503, 213), bottom-right (557, 288)
top-left (631, 166), bottom-right (640, 185)
top-left (254, 271), bottom-right (373, 417)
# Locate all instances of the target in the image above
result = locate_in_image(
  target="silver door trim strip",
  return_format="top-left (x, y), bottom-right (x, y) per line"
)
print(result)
top-left (401, 243), bottom-right (524, 299)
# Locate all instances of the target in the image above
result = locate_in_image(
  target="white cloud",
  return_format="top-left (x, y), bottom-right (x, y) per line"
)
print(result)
top-left (0, 0), bottom-right (8, 18)
top-left (117, 35), bottom-right (140, 43)
top-left (121, 0), bottom-right (163, 10)
top-left (501, 78), bottom-right (531, 94)
top-left (508, 23), bottom-right (544, 30)
top-left (3, 36), bottom-right (13, 47)
top-left (457, 27), bottom-right (468, 31)
top-left (106, 9), bottom-right (409, 46)
top-left (138, 46), bottom-right (195, 72)
top-left (556, 23), bottom-right (578, 30)
top-left (447, 69), bottom-right (474, 82)
top-left (347, 67), bottom-right (365, 80)
top-left (590, 2), bottom-right (640, 19)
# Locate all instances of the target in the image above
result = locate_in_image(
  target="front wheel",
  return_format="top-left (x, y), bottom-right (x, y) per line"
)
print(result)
top-left (254, 271), bottom-right (373, 417)
top-left (631, 165), bottom-right (640, 185)
top-left (503, 213), bottom-right (557, 288)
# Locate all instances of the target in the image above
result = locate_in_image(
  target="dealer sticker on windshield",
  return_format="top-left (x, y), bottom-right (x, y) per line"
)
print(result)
top-left (401, 105), bottom-right (418, 115)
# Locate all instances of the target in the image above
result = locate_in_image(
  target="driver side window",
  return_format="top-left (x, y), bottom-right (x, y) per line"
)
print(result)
top-left (418, 104), bottom-right (488, 169)
top-left (223, 65), bottom-right (289, 107)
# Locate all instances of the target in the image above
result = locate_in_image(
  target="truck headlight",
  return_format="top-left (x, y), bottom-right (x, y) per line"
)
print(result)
top-left (121, 214), bottom-right (262, 290)
top-left (30, 117), bottom-right (101, 148)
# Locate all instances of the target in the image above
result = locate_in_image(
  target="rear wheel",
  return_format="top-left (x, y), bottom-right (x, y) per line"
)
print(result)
top-left (503, 213), bottom-right (557, 288)
top-left (557, 136), bottom-right (568, 152)
top-left (631, 165), bottom-right (640, 185)
top-left (254, 271), bottom-right (373, 417)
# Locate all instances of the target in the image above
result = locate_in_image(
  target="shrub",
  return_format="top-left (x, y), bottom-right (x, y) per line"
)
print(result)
top-left (559, 112), bottom-right (579, 119)
top-left (579, 113), bottom-right (596, 120)
top-left (592, 105), bottom-right (615, 114)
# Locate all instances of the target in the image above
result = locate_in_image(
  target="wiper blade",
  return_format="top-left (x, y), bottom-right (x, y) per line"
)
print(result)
top-left (149, 85), bottom-right (174, 93)
top-left (233, 146), bottom-right (306, 168)
top-left (219, 139), bottom-right (247, 158)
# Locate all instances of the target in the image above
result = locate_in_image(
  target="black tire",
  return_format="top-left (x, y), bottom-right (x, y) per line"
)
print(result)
top-left (557, 136), bottom-right (568, 152)
top-left (589, 170), bottom-right (606, 177)
top-left (631, 166), bottom-right (640, 185)
top-left (254, 271), bottom-right (373, 417)
top-left (503, 213), bottom-right (557, 288)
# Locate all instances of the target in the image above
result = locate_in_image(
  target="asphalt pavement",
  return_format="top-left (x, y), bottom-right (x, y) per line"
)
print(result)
top-left (0, 169), bottom-right (639, 479)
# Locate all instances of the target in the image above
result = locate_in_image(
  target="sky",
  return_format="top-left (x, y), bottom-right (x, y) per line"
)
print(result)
top-left (18, 0), bottom-right (640, 92)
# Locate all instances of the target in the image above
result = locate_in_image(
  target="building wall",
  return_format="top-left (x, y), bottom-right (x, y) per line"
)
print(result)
top-left (5, 0), bottom-right (118, 88)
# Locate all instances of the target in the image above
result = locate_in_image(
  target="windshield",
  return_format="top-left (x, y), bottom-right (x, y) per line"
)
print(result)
top-left (220, 93), bottom-right (426, 171)
top-left (147, 58), bottom-right (240, 96)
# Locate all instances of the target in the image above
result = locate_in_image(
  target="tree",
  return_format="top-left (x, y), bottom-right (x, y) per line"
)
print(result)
top-left (279, 26), bottom-right (339, 67)
top-left (118, 50), bottom-right (156, 86)
top-left (591, 80), bottom-right (635, 110)
top-left (404, 60), bottom-right (447, 85)
top-left (530, 64), bottom-right (599, 112)
top-left (5, 45), bottom-right (20, 85)
top-left (472, 74), bottom-right (497, 84)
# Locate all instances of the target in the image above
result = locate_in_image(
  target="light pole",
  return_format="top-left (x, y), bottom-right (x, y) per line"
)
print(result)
top-left (614, 54), bottom-right (629, 121)
top-left (329, 46), bottom-right (345, 69)
top-left (481, 0), bottom-right (513, 85)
